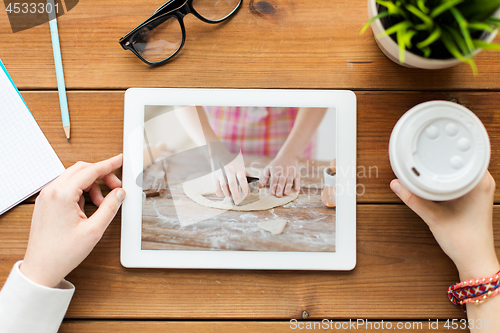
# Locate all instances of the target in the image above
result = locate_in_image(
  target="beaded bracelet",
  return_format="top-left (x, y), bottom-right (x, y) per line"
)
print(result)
top-left (448, 270), bottom-right (500, 312)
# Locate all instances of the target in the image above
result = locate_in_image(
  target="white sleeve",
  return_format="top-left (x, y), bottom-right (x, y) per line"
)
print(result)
top-left (0, 261), bottom-right (75, 333)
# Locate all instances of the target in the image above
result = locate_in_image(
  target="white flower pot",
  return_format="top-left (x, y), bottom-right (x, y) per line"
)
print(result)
top-left (367, 0), bottom-right (500, 69)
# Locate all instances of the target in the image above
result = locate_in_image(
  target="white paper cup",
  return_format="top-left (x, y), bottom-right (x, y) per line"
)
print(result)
top-left (389, 101), bottom-right (490, 201)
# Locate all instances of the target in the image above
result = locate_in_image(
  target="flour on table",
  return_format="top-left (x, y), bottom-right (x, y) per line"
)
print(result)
top-left (182, 172), bottom-right (299, 211)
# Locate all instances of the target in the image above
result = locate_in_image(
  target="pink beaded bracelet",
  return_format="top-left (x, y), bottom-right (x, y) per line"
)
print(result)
top-left (447, 270), bottom-right (500, 312)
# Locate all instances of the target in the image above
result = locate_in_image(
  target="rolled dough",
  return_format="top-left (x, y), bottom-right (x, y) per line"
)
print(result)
top-left (258, 219), bottom-right (288, 235)
top-left (182, 172), bottom-right (299, 211)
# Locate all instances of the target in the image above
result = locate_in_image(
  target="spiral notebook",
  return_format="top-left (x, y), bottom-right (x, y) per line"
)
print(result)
top-left (0, 60), bottom-right (65, 215)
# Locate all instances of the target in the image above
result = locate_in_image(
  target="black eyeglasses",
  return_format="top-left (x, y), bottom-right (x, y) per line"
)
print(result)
top-left (119, 0), bottom-right (242, 65)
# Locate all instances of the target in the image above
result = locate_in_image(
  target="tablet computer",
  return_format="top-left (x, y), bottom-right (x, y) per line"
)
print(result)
top-left (121, 88), bottom-right (356, 270)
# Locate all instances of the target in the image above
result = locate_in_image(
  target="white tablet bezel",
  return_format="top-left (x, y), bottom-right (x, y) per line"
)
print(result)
top-left (121, 88), bottom-right (357, 270)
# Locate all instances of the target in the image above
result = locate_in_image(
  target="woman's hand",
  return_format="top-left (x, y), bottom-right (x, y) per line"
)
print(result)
top-left (20, 155), bottom-right (126, 288)
top-left (212, 154), bottom-right (249, 205)
top-left (390, 171), bottom-right (499, 281)
top-left (260, 154), bottom-right (300, 198)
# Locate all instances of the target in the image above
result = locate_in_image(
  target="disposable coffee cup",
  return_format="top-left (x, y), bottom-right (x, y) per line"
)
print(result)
top-left (389, 101), bottom-right (490, 201)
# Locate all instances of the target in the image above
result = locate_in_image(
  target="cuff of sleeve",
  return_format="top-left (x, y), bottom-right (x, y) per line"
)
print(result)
top-left (0, 261), bottom-right (75, 333)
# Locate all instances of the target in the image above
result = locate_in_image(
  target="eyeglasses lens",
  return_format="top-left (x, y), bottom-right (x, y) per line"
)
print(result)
top-left (192, 0), bottom-right (241, 21)
top-left (132, 16), bottom-right (183, 63)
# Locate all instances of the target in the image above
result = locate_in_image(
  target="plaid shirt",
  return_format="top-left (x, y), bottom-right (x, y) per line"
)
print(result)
top-left (204, 106), bottom-right (315, 158)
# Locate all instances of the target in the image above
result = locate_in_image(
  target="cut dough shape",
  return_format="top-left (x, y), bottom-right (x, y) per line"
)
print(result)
top-left (182, 172), bottom-right (299, 211)
top-left (258, 219), bottom-right (288, 235)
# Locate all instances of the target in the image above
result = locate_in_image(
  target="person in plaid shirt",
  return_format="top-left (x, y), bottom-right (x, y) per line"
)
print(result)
top-left (176, 106), bottom-right (326, 204)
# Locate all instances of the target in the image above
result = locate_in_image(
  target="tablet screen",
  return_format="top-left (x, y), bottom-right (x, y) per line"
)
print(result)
top-left (140, 105), bottom-right (337, 252)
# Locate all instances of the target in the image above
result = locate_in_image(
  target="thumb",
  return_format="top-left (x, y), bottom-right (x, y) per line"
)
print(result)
top-left (390, 179), bottom-right (437, 222)
top-left (89, 188), bottom-right (126, 230)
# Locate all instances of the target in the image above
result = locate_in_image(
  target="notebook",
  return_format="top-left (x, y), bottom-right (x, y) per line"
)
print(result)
top-left (0, 60), bottom-right (65, 215)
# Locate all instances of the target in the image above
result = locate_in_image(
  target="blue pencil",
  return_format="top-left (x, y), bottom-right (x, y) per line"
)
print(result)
top-left (48, 0), bottom-right (70, 142)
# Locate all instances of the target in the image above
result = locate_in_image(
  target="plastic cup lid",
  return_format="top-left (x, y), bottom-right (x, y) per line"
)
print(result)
top-left (389, 101), bottom-right (490, 201)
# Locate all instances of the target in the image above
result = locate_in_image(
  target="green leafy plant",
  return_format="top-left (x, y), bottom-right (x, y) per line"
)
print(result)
top-left (361, 0), bottom-right (500, 73)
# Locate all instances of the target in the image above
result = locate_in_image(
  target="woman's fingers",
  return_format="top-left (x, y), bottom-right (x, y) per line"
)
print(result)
top-left (284, 177), bottom-right (294, 196)
top-left (261, 163), bottom-right (300, 197)
top-left (78, 195), bottom-right (85, 213)
top-left (54, 155), bottom-right (122, 194)
top-left (390, 179), bottom-right (437, 224)
top-left (88, 188), bottom-right (126, 232)
top-left (215, 170), bottom-right (231, 198)
top-left (214, 169), bottom-right (250, 203)
top-left (269, 168), bottom-right (281, 195)
top-left (70, 155), bottom-right (123, 192)
top-left (275, 175), bottom-right (287, 198)
top-left (88, 182), bottom-right (104, 207)
top-left (53, 161), bottom-right (90, 185)
top-left (213, 178), bottom-right (224, 197)
top-left (227, 175), bottom-right (241, 204)
top-left (236, 172), bottom-right (249, 199)
top-left (220, 181), bottom-right (230, 197)
top-left (102, 172), bottom-right (122, 190)
top-left (294, 175), bottom-right (300, 192)
top-left (260, 167), bottom-right (271, 188)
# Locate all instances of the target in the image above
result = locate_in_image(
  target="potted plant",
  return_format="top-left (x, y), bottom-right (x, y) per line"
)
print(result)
top-left (362, 0), bottom-right (500, 73)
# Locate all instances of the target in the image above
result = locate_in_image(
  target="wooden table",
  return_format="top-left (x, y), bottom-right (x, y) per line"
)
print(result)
top-left (1, 0), bottom-right (499, 331)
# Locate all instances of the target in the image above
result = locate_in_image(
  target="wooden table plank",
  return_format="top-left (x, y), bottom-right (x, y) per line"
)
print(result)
top-left (59, 320), bottom-right (469, 332)
top-left (21, 90), bottom-right (500, 204)
top-left (1, 0), bottom-right (500, 91)
top-left (1, 204), bottom-right (499, 319)
top-left (3, 0), bottom-right (499, 327)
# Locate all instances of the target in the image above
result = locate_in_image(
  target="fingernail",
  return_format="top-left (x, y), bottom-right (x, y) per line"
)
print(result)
top-left (391, 180), bottom-right (401, 195)
top-left (117, 189), bottom-right (126, 201)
